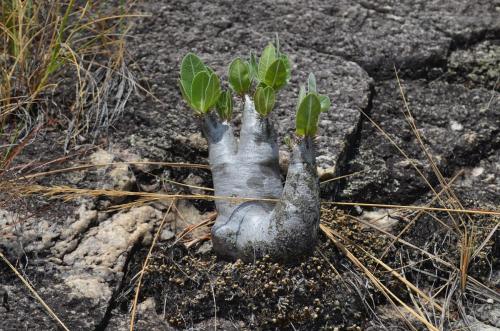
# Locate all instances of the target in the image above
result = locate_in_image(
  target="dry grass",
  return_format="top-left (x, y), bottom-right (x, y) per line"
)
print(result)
top-left (0, 1), bottom-right (138, 328)
top-left (320, 224), bottom-right (440, 331)
top-left (0, 0), bottom-right (139, 170)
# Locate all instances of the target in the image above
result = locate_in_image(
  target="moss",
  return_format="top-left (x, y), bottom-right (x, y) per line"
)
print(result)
top-left (447, 40), bottom-right (500, 90)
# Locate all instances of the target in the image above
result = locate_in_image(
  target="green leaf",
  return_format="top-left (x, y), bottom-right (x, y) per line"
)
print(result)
top-left (318, 95), bottom-right (331, 112)
top-left (254, 86), bottom-right (275, 117)
top-left (281, 55), bottom-right (292, 81)
top-left (263, 58), bottom-right (288, 90)
top-left (258, 43), bottom-right (276, 82)
top-left (216, 90), bottom-right (233, 121)
top-left (296, 93), bottom-right (322, 136)
top-left (249, 52), bottom-right (258, 81)
top-left (180, 53), bottom-right (207, 99)
top-left (307, 73), bottom-right (317, 93)
top-left (228, 58), bottom-right (251, 95)
top-left (296, 84), bottom-right (306, 111)
top-left (191, 71), bottom-right (221, 113)
top-left (179, 79), bottom-right (194, 108)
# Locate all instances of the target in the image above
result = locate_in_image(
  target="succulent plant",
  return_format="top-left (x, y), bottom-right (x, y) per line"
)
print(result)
top-left (179, 39), bottom-right (331, 262)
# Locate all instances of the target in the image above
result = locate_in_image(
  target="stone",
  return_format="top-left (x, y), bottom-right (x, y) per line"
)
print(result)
top-left (183, 173), bottom-right (206, 195)
top-left (196, 241), bottom-right (212, 255)
top-left (173, 201), bottom-right (211, 240)
top-left (475, 303), bottom-right (500, 328)
top-left (341, 79), bottom-right (499, 204)
top-left (454, 153), bottom-right (499, 205)
top-left (358, 209), bottom-right (399, 232)
top-left (2, 0), bottom-right (499, 329)
top-left (62, 206), bottom-right (162, 276)
top-left (161, 228), bottom-right (175, 241)
top-left (89, 148), bottom-right (137, 195)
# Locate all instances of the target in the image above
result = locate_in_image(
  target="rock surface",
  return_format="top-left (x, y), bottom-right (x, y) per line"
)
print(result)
top-left (341, 79), bottom-right (499, 204)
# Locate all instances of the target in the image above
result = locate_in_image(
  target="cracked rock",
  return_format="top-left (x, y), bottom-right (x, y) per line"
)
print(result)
top-left (62, 206), bottom-right (162, 277)
top-left (52, 201), bottom-right (98, 257)
top-left (341, 79), bottom-right (499, 204)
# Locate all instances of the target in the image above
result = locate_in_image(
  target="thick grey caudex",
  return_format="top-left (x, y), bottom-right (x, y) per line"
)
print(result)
top-left (179, 39), bottom-right (331, 262)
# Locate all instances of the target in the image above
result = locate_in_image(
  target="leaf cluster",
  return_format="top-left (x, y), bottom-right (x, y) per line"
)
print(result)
top-left (179, 37), bottom-right (291, 120)
top-left (295, 73), bottom-right (331, 136)
top-left (179, 54), bottom-right (221, 115)
top-left (226, 37), bottom-right (291, 117)
top-left (179, 39), bottom-right (330, 137)
top-left (251, 40), bottom-right (291, 117)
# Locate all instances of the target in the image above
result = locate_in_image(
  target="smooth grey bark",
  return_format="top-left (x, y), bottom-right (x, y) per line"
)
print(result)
top-left (202, 95), bottom-right (320, 262)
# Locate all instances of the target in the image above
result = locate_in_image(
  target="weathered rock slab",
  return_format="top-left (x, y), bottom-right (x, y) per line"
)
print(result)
top-left (341, 79), bottom-right (499, 203)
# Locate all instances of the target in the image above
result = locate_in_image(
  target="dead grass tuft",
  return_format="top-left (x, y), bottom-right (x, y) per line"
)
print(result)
top-left (0, 0), bottom-right (140, 169)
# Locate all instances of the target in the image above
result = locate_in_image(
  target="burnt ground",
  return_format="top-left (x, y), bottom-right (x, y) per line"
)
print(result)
top-left (1, 0), bottom-right (499, 330)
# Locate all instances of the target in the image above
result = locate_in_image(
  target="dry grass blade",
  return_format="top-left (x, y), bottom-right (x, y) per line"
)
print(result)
top-left (16, 161), bottom-right (209, 180)
top-left (320, 224), bottom-right (439, 331)
top-left (13, 184), bottom-right (500, 216)
top-left (161, 177), bottom-right (214, 192)
top-left (15, 184), bottom-right (280, 203)
top-left (319, 170), bottom-right (364, 185)
top-left (11, 184), bottom-right (500, 217)
top-left (326, 201), bottom-right (500, 217)
top-left (355, 107), bottom-right (460, 231)
top-left (339, 231), bottom-right (444, 313)
top-left (129, 200), bottom-right (175, 331)
top-left (0, 252), bottom-right (70, 331)
top-left (379, 170), bottom-right (463, 261)
top-left (471, 222), bottom-right (499, 260)
top-left (393, 68), bottom-right (478, 292)
top-left (172, 212), bottom-right (217, 247)
top-left (345, 213), bottom-right (500, 303)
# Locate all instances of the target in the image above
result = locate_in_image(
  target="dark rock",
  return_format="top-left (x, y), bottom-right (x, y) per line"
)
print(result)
top-left (106, 298), bottom-right (175, 331)
top-left (0, 265), bottom-right (106, 331)
top-left (129, 0), bottom-right (499, 80)
top-left (341, 79), bottom-right (499, 204)
top-left (453, 152), bottom-right (500, 206)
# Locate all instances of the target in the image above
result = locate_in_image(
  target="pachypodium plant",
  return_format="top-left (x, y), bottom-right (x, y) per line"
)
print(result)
top-left (179, 39), bottom-right (331, 262)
